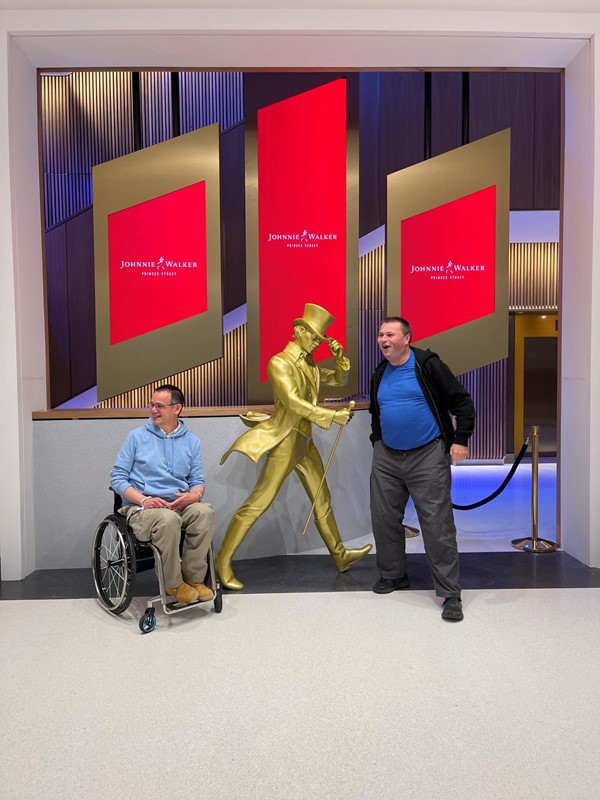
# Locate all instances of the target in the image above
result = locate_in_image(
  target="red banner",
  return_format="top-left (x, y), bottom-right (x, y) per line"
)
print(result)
top-left (400, 186), bottom-right (496, 340)
top-left (257, 79), bottom-right (347, 381)
top-left (108, 181), bottom-right (207, 345)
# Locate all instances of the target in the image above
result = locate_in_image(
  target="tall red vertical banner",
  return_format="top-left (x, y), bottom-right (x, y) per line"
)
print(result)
top-left (246, 76), bottom-right (359, 403)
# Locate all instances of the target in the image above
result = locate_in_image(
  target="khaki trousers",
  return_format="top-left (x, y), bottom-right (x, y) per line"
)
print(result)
top-left (120, 503), bottom-right (214, 588)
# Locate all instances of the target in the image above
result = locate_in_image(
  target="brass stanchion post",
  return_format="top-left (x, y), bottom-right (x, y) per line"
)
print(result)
top-left (511, 425), bottom-right (557, 552)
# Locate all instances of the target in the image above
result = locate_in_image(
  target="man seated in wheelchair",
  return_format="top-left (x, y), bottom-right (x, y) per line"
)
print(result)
top-left (110, 383), bottom-right (215, 605)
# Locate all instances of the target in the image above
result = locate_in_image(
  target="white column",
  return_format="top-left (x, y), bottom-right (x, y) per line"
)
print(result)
top-left (561, 35), bottom-right (600, 566)
top-left (0, 38), bottom-right (46, 579)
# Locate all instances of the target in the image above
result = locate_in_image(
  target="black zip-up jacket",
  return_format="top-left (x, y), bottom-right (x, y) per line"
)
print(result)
top-left (369, 346), bottom-right (476, 452)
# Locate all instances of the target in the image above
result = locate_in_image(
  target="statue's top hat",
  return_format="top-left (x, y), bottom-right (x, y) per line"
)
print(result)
top-left (293, 303), bottom-right (335, 341)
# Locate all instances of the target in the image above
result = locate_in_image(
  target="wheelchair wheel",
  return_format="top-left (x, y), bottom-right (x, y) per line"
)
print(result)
top-left (214, 588), bottom-right (223, 614)
top-left (139, 608), bottom-right (156, 634)
top-left (92, 514), bottom-right (137, 614)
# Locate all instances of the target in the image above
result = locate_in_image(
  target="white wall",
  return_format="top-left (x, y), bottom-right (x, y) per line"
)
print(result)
top-left (0, 30), bottom-right (46, 579)
top-left (561, 43), bottom-right (594, 564)
top-left (33, 412), bottom-right (374, 569)
top-left (1, 4), bottom-right (600, 577)
top-left (560, 36), bottom-right (600, 566)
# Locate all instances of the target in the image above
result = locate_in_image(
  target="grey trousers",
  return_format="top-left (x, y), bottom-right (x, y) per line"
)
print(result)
top-left (370, 438), bottom-right (461, 597)
top-left (120, 503), bottom-right (215, 588)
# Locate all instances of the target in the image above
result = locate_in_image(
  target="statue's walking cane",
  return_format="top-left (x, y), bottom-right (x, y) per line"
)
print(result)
top-left (302, 400), bottom-right (356, 536)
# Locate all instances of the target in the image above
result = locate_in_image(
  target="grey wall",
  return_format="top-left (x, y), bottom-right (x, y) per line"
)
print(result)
top-left (33, 410), bottom-right (374, 569)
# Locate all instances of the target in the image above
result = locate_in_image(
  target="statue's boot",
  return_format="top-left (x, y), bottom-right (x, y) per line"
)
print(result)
top-left (215, 513), bottom-right (250, 590)
top-left (315, 509), bottom-right (372, 572)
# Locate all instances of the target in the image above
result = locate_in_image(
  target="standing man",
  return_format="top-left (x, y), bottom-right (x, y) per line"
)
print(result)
top-left (110, 384), bottom-right (215, 605)
top-left (369, 317), bottom-right (475, 621)
top-left (216, 303), bottom-right (372, 590)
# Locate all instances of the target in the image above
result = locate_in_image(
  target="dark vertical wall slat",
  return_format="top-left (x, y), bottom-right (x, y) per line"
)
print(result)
top-left (534, 72), bottom-right (562, 210)
top-left (132, 71), bottom-right (142, 150)
top-left (66, 209), bottom-right (96, 397)
top-left (171, 71), bottom-right (180, 137)
top-left (358, 73), bottom-right (381, 237)
top-left (430, 72), bottom-right (463, 157)
top-left (220, 123), bottom-right (246, 314)
top-left (424, 72), bottom-right (432, 160)
top-left (45, 225), bottom-right (71, 407)
top-left (461, 72), bottom-right (470, 146)
top-left (469, 72), bottom-right (535, 209)
top-left (379, 72), bottom-right (425, 223)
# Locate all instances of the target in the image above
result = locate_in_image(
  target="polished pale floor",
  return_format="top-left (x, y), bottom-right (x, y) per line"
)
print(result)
top-left (4, 462), bottom-right (600, 799)
top-left (1, 587), bottom-right (599, 800)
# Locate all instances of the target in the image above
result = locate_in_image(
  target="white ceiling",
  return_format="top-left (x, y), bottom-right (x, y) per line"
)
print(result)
top-left (21, 33), bottom-right (586, 71)
top-left (1, 0), bottom-right (600, 11)
top-left (4, 2), bottom-right (597, 71)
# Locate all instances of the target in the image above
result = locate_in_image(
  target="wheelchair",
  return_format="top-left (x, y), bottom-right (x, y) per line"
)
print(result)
top-left (92, 491), bottom-right (223, 633)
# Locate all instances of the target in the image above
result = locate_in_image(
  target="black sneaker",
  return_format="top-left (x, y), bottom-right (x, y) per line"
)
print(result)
top-left (441, 596), bottom-right (463, 621)
top-left (372, 576), bottom-right (410, 594)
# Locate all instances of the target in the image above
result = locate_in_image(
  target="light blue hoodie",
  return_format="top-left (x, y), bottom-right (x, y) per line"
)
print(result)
top-left (110, 418), bottom-right (205, 502)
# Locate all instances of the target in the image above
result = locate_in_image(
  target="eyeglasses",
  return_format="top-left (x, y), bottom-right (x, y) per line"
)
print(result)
top-left (148, 402), bottom-right (178, 410)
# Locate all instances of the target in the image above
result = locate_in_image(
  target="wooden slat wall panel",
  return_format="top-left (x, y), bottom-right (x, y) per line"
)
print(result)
top-left (469, 72), bottom-right (536, 210)
top-left (41, 72), bottom-right (134, 229)
top-left (431, 72), bottom-right (463, 157)
top-left (358, 244), bottom-right (386, 396)
top-left (139, 71), bottom-right (173, 147)
top-left (534, 73), bottom-right (562, 210)
top-left (509, 242), bottom-right (559, 310)
top-left (379, 73), bottom-right (426, 221)
top-left (459, 360), bottom-right (507, 460)
top-left (179, 72), bottom-right (243, 133)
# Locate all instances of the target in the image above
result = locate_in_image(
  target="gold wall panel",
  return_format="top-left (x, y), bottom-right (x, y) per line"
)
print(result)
top-left (93, 124), bottom-right (223, 401)
top-left (97, 323), bottom-right (246, 409)
top-left (387, 129), bottom-right (511, 377)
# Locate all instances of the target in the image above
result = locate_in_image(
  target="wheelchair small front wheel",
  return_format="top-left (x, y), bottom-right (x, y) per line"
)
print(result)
top-left (139, 608), bottom-right (156, 634)
top-left (214, 588), bottom-right (223, 614)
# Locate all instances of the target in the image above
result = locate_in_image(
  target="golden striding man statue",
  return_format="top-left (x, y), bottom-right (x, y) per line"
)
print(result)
top-left (216, 303), bottom-right (372, 590)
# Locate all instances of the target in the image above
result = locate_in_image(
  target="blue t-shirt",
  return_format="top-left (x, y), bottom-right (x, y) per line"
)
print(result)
top-left (378, 351), bottom-right (441, 450)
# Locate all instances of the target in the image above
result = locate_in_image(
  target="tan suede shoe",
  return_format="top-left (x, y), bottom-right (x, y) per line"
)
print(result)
top-left (184, 581), bottom-right (214, 602)
top-left (166, 583), bottom-right (199, 604)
